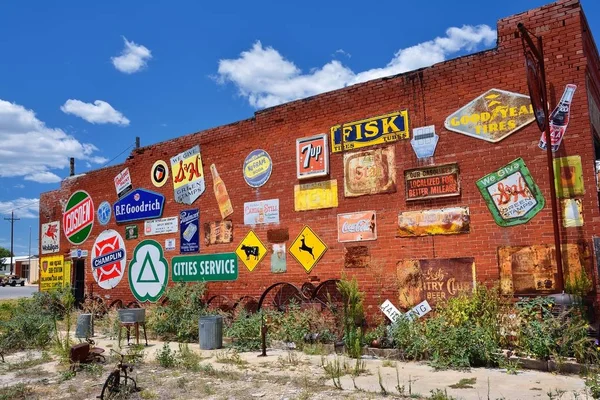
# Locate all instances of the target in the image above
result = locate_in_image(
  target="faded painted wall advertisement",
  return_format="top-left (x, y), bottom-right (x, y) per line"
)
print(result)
top-left (204, 220), bottom-right (233, 245)
top-left (337, 211), bottom-right (376, 242)
top-left (344, 146), bottom-right (396, 198)
top-left (476, 158), bottom-right (545, 227)
top-left (40, 255), bottom-right (70, 292)
top-left (180, 209), bottom-right (199, 253)
top-left (331, 111), bottom-right (409, 153)
top-left (397, 207), bottom-right (470, 237)
top-left (41, 221), bottom-right (60, 254)
top-left (271, 243), bottom-right (286, 273)
top-left (444, 89), bottom-right (535, 143)
top-left (396, 258), bottom-right (475, 307)
top-left (171, 145), bottom-right (205, 205)
top-left (405, 163), bottom-right (460, 201)
top-left (554, 156), bottom-right (584, 198)
top-left (243, 149), bottom-right (272, 188)
top-left (294, 179), bottom-right (338, 211)
top-left (297, 134), bottom-right (329, 179)
top-left (244, 199), bottom-right (280, 225)
top-left (562, 199), bottom-right (583, 227)
top-left (498, 244), bottom-right (592, 295)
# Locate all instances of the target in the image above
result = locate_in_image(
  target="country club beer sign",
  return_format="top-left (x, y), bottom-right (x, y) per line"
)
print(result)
top-left (63, 191), bottom-right (94, 245)
top-left (330, 111), bottom-right (409, 153)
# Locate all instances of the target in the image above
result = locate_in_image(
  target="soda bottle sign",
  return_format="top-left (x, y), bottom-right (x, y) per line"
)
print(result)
top-left (539, 84), bottom-right (577, 152)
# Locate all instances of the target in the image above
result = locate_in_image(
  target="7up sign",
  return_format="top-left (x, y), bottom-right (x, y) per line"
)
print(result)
top-left (129, 240), bottom-right (168, 302)
top-left (63, 191), bottom-right (95, 245)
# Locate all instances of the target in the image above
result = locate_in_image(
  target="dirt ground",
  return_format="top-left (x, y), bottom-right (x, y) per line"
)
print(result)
top-left (0, 335), bottom-right (589, 400)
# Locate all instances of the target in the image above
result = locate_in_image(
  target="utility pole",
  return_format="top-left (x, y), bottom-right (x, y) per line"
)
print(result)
top-left (4, 211), bottom-right (20, 275)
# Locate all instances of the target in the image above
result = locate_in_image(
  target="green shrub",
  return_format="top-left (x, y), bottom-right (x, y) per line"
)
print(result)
top-left (224, 310), bottom-right (263, 351)
top-left (267, 304), bottom-right (338, 346)
top-left (156, 343), bottom-right (177, 368)
top-left (337, 276), bottom-right (365, 358)
top-left (146, 282), bottom-right (208, 342)
top-left (0, 299), bottom-right (54, 354)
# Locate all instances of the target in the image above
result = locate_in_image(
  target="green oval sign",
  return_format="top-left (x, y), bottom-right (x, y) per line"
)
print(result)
top-left (63, 190), bottom-right (95, 245)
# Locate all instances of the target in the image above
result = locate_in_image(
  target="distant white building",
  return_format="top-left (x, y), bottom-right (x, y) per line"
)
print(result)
top-left (0, 256), bottom-right (39, 283)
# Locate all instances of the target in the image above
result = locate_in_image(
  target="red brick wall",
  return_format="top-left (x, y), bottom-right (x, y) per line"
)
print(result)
top-left (39, 0), bottom-right (600, 316)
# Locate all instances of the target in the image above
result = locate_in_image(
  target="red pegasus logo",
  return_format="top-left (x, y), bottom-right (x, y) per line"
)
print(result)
top-left (44, 224), bottom-right (57, 241)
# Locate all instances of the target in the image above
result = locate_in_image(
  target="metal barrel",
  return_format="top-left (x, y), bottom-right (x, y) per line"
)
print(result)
top-left (75, 313), bottom-right (92, 338)
top-left (199, 315), bottom-right (223, 350)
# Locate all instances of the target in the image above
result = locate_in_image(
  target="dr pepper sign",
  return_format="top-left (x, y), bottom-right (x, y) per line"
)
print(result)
top-left (296, 134), bottom-right (329, 179)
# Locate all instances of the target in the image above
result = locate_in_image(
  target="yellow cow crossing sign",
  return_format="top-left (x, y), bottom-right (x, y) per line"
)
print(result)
top-left (289, 226), bottom-right (327, 273)
top-left (235, 230), bottom-right (267, 272)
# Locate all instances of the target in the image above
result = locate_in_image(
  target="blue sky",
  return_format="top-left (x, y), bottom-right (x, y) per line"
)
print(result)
top-left (0, 0), bottom-right (598, 256)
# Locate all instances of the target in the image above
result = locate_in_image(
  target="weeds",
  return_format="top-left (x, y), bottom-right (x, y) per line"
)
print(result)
top-left (0, 383), bottom-right (31, 400)
top-left (448, 377), bottom-right (476, 389)
top-left (6, 351), bottom-right (51, 371)
top-left (377, 367), bottom-right (387, 395)
top-left (429, 388), bottom-right (457, 400)
top-left (215, 349), bottom-right (248, 366)
top-left (156, 343), bottom-right (177, 368)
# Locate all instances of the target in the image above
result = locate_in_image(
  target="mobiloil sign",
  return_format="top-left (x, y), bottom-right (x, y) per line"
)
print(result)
top-left (444, 89), bottom-right (535, 143)
top-left (171, 253), bottom-right (238, 282)
top-left (113, 189), bottom-right (165, 224)
top-left (63, 191), bottom-right (94, 245)
top-left (330, 111), bottom-right (409, 153)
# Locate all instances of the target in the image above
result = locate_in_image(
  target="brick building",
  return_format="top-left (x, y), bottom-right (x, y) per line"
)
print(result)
top-left (39, 0), bottom-right (600, 317)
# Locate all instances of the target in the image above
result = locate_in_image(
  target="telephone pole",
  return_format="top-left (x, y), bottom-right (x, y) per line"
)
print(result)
top-left (4, 211), bottom-right (20, 275)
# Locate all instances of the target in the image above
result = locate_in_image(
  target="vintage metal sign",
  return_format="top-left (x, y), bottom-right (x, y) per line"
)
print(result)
top-left (397, 207), bottom-right (470, 237)
top-left (114, 168), bottom-right (133, 198)
top-left (539, 84), bottom-right (577, 152)
top-left (411, 125), bottom-right (439, 159)
top-left (204, 220), bottom-right (233, 245)
top-left (244, 199), bottom-right (280, 225)
top-left (210, 164), bottom-right (233, 219)
top-left (289, 226), bottom-right (327, 273)
top-left (129, 240), bottom-right (168, 302)
top-left (498, 244), bottom-right (591, 295)
top-left (70, 249), bottom-right (88, 258)
top-left (444, 89), bottom-right (535, 143)
top-left (344, 146), bottom-right (396, 197)
top-left (40, 255), bottom-right (70, 292)
top-left (63, 190), bottom-right (94, 245)
top-left (172, 253), bottom-right (238, 282)
top-left (330, 111), bottom-right (409, 153)
top-left (554, 155), bottom-right (584, 198)
top-left (91, 229), bottom-right (126, 290)
top-left (151, 160), bottom-right (169, 188)
top-left (243, 149), bottom-right (272, 188)
top-left (180, 209), bottom-right (199, 253)
top-left (144, 216), bottom-right (178, 236)
top-left (380, 299), bottom-right (432, 323)
top-left (41, 221), bottom-right (60, 254)
top-left (476, 158), bottom-right (545, 227)
top-left (235, 230), bottom-right (267, 272)
top-left (165, 238), bottom-right (176, 251)
top-left (397, 258), bottom-right (475, 307)
top-left (297, 134), bottom-right (329, 179)
top-left (405, 163), bottom-right (460, 201)
top-left (562, 199), bottom-right (583, 227)
top-left (271, 243), bottom-right (286, 273)
top-left (171, 145), bottom-right (206, 205)
top-left (337, 211), bottom-right (376, 242)
top-left (294, 179), bottom-right (338, 211)
top-left (97, 201), bottom-right (112, 225)
top-left (113, 188), bottom-right (165, 224)
top-left (125, 225), bottom-right (138, 240)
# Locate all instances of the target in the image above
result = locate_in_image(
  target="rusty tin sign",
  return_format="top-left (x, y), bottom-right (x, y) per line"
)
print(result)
top-left (397, 258), bottom-right (475, 307)
top-left (337, 211), bottom-right (376, 242)
top-left (204, 220), bottom-right (233, 245)
top-left (330, 111), bottom-right (409, 153)
top-left (444, 89), bottom-right (535, 143)
top-left (498, 244), bottom-right (592, 295)
top-left (294, 179), bottom-right (338, 211)
top-left (405, 163), bottom-right (460, 201)
top-left (397, 207), bottom-right (470, 237)
top-left (476, 158), bottom-right (545, 227)
top-left (344, 146), bottom-right (396, 197)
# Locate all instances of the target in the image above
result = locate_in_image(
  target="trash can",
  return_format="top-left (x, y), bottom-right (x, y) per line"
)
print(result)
top-left (199, 315), bottom-right (223, 350)
top-left (75, 313), bottom-right (92, 338)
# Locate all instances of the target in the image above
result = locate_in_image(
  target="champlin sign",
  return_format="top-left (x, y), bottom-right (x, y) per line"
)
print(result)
top-left (444, 89), bottom-right (535, 143)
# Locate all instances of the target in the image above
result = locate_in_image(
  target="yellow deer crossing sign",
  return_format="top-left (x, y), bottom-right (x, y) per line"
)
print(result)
top-left (289, 226), bottom-right (327, 273)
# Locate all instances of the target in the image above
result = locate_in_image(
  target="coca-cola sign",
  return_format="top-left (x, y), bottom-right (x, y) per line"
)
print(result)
top-left (337, 211), bottom-right (376, 242)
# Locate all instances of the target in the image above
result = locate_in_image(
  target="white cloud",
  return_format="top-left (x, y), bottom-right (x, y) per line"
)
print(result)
top-left (0, 99), bottom-right (107, 182)
top-left (13, 184), bottom-right (24, 189)
top-left (333, 49), bottom-right (351, 58)
top-left (0, 198), bottom-right (39, 219)
top-left (111, 37), bottom-right (152, 74)
top-left (61, 99), bottom-right (130, 126)
top-left (216, 25), bottom-right (496, 108)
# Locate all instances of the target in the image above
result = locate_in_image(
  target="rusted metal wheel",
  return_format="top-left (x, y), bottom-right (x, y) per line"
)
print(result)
top-left (206, 294), bottom-right (232, 312)
top-left (233, 295), bottom-right (259, 314)
top-left (301, 282), bottom-right (316, 299)
top-left (257, 282), bottom-right (306, 312)
top-left (126, 301), bottom-right (140, 309)
top-left (108, 299), bottom-right (123, 310)
top-left (312, 279), bottom-right (343, 313)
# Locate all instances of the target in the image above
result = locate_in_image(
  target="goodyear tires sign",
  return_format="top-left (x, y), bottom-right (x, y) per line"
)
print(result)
top-left (330, 111), bottom-right (409, 153)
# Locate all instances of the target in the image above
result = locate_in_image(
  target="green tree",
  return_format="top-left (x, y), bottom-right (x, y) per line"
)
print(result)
top-left (0, 247), bottom-right (12, 271)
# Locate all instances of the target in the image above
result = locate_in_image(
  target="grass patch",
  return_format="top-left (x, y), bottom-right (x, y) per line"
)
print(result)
top-left (0, 383), bottom-right (31, 400)
top-left (381, 358), bottom-right (395, 368)
top-left (448, 377), bottom-right (476, 389)
top-left (215, 349), bottom-right (248, 366)
top-left (6, 351), bottom-right (51, 371)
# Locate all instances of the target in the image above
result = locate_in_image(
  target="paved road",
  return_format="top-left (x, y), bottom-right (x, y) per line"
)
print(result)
top-left (0, 285), bottom-right (38, 300)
